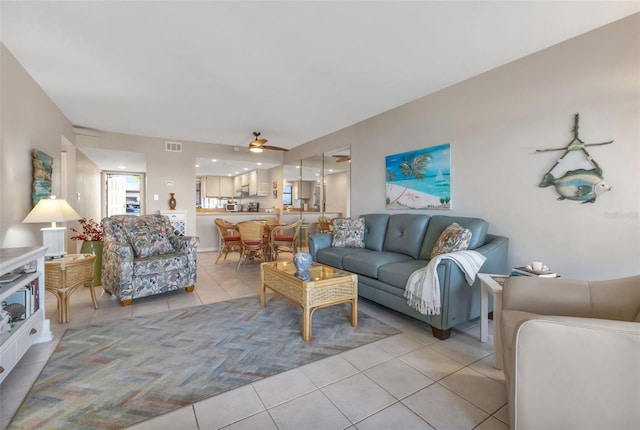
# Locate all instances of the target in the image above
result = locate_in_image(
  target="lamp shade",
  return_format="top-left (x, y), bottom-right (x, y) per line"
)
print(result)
top-left (23, 195), bottom-right (81, 225)
top-left (23, 196), bottom-right (81, 258)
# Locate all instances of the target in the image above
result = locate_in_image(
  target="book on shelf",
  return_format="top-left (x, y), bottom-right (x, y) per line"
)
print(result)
top-left (511, 266), bottom-right (558, 278)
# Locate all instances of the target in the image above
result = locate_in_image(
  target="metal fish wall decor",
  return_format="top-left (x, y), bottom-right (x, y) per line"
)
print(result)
top-left (537, 114), bottom-right (613, 204)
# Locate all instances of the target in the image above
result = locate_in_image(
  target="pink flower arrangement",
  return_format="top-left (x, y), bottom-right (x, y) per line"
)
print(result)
top-left (70, 218), bottom-right (103, 241)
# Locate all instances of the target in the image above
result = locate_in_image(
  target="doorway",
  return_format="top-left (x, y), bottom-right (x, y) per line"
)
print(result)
top-left (105, 172), bottom-right (145, 217)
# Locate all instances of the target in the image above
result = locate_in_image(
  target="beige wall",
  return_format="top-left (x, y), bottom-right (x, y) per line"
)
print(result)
top-left (2, 15), bottom-right (638, 280)
top-left (288, 14), bottom-right (640, 280)
top-left (0, 44), bottom-right (79, 250)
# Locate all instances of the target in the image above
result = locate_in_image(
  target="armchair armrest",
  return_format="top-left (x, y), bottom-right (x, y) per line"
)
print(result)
top-left (308, 233), bottom-right (332, 260)
top-left (502, 277), bottom-right (593, 317)
top-left (101, 241), bottom-right (134, 296)
top-left (171, 236), bottom-right (200, 279)
top-left (507, 315), bottom-right (640, 429)
top-left (170, 235), bottom-right (200, 253)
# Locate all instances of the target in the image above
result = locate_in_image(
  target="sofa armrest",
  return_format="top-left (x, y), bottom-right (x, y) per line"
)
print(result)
top-left (506, 315), bottom-right (640, 429)
top-left (308, 233), bottom-right (332, 260)
top-left (472, 234), bottom-right (509, 275)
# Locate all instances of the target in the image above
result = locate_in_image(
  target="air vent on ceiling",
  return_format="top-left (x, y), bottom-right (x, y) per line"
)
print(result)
top-left (165, 141), bottom-right (182, 152)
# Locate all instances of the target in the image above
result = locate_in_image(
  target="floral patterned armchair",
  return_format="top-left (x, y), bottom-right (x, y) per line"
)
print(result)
top-left (101, 214), bottom-right (199, 306)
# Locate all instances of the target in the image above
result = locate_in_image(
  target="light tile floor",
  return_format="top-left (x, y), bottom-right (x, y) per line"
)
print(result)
top-left (0, 252), bottom-right (509, 430)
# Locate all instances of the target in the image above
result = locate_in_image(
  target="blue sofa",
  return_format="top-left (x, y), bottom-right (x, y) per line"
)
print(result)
top-left (309, 214), bottom-right (509, 339)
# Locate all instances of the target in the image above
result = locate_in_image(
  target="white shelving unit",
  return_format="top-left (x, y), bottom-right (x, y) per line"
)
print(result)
top-left (0, 246), bottom-right (52, 384)
top-left (160, 210), bottom-right (187, 236)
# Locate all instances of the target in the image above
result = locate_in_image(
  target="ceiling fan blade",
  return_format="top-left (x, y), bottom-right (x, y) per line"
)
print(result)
top-left (332, 155), bottom-right (351, 162)
top-left (262, 145), bottom-right (289, 151)
top-left (250, 139), bottom-right (268, 146)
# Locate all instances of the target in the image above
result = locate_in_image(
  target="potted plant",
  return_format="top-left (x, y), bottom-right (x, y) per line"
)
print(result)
top-left (70, 218), bottom-right (104, 287)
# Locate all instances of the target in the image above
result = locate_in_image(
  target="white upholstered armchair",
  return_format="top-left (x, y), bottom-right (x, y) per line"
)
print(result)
top-left (500, 275), bottom-right (640, 430)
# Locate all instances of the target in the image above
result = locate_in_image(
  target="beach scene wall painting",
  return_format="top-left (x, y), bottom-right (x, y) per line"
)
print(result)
top-left (386, 143), bottom-right (451, 210)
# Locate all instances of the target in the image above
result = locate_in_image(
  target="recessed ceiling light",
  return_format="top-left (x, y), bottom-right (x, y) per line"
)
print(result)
top-left (234, 171), bottom-right (239, 174)
top-left (243, 167), bottom-right (248, 171)
top-left (211, 159), bottom-right (217, 162)
top-left (118, 165), bottom-right (126, 169)
top-left (296, 165), bottom-right (300, 169)
top-left (257, 162), bottom-right (262, 166)
top-left (228, 173), bottom-right (232, 176)
top-left (329, 169), bottom-right (333, 172)
top-left (195, 164), bottom-right (200, 168)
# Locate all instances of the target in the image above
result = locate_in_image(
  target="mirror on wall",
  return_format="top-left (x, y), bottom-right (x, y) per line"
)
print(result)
top-left (281, 146), bottom-right (350, 249)
top-left (323, 147), bottom-right (350, 217)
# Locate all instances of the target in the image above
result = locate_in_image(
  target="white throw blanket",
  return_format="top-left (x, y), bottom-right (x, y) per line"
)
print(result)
top-left (404, 250), bottom-right (486, 315)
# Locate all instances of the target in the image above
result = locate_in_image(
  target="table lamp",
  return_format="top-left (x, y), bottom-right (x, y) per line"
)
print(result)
top-left (23, 195), bottom-right (81, 258)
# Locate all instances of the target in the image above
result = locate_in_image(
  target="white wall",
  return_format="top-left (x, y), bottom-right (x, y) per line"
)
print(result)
top-left (288, 15), bottom-right (640, 280)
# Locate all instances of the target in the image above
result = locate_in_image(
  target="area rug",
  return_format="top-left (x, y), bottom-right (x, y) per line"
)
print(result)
top-left (9, 296), bottom-right (400, 429)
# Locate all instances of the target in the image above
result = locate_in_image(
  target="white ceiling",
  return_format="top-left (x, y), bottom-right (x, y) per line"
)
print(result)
top-left (2, 1), bottom-right (639, 156)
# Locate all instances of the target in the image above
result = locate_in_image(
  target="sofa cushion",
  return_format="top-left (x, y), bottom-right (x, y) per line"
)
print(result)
top-left (420, 215), bottom-right (488, 260)
top-left (382, 214), bottom-right (430, 259)
top-left (430, 222), bottom-right (472, 258)
top-left (128, 225), bottom-right (175, 258)
top-left (332, 218), bottom-right (365, 248)
top-left (378, 260), bottom-right (430, 289)
top-left (343, 250), bottom-right (414, 279)
top-left (361, 214), bottom-right (390, 251)
top-left (316, 247), bottom-right (369, 269)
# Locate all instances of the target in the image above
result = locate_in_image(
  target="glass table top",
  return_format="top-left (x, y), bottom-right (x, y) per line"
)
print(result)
top-left (264, 261), bottom-right (350, 282)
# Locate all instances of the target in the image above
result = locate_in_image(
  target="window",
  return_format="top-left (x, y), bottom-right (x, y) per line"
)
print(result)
top-left (283, 185), bottom-right (292, 206)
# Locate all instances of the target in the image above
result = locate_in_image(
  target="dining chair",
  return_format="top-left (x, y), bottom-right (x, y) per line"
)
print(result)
top-left (270, 220), bottom-right (303, 260)
top-left (214, 218), bottom-right (241, 263)
top-left (317, 216), bottom-right (332, 233)
top-left (236, 221), bottom-right (268, 270)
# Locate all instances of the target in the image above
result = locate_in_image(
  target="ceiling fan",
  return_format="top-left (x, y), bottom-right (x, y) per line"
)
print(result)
top-left (332, 154), bottom-right (351, 163)
top-left (248, 132), bottom-right (288, 153)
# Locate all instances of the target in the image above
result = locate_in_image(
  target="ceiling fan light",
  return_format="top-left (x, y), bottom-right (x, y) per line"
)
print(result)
top-left (250, 146), bottom-right (263, 153)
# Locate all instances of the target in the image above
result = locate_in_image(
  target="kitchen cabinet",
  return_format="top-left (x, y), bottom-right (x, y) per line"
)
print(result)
top-left (205, 176), bottom-right (220, 197)
top-left (233, 174), bottom-right (249, 197)
top-left (293, 180), bottom-right (313, 200)
top-left (219, 177), bottom-right (233, 197)
top-left (300, 181), bottom-right (312, 199)
top-left (205, 176), bottom-right (234, 198)
top-left (249, 170), bottom-right (270, 197)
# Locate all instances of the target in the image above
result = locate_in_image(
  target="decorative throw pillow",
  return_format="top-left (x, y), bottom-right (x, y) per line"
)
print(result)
top-left (332, 218), bottom-right (365, 248)
top-left (129, 225), bottom-right (175, 258)
top-left (430, 222), bottom-right (472, 258)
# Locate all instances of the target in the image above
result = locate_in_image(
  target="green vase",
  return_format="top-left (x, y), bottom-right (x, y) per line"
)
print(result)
top-left (80, 240), bottom-right (103, 287)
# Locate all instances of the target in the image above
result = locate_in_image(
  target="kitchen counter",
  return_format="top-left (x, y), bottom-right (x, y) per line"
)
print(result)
top-left (195, 211), bottom-right (343, 252)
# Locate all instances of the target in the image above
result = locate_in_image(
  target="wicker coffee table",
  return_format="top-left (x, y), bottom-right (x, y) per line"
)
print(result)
top-left (260, 261), bottom-right (358, 341)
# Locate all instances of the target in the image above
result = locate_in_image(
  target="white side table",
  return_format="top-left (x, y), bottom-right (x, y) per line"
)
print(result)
top-left (478, 273), bottom-right (508, 369)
